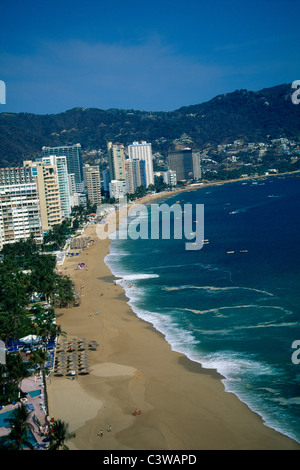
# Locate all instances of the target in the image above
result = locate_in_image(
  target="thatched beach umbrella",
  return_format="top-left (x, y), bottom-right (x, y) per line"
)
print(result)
top-left (58, 352), bottom-right (68, 358)
top-left (79, 363), bottom-right (89, 370)
top-left (80, 355), bottom-right (89, 362)
top-left (58, 351), bottom-right (68, 357)
top-left (80, 351), bottom-right (89, 357)
top-left (56, 367), bottom-right (67, 375)
top-left (56, 357), bottom-right (67, 364)
top-left (79, 356), bottom-right (90, 363)
top-left (68, 360), bottom-right (78, 368)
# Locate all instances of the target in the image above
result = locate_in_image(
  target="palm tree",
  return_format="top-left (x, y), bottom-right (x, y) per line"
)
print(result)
top-left (56, 274), bottom-right (74, 308)
top-left (9, 353), bottom-right (31, 397)
top-left (0, 402), bottom-right (35, 450)
top-left (54, 324), bottom-right (66, 345)
top-left (28, 349), bottom-right (49, 375)
top-left (48, 419), bottom-right (76, 450)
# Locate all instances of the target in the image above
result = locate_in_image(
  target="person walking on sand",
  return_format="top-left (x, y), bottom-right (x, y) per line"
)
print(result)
top-left (100, 429), bottom-right (103, 437)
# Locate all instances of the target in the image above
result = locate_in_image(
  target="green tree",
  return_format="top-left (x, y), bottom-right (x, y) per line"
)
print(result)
top-left (28, 349), bottom-right (49, 375)
top-left (0, 402), bottom-right (35, 450)
top-left (48, 419), bottom-right (76, 450)
top-left (55, 274), bottom-right (74, 308)
top-left (0, 354), bottom-right (30, 405)
top-left (9, 353), bottom-right (31, 395)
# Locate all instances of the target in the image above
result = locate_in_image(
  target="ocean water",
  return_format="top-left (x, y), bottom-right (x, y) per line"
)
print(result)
top-left (105, 174), bottom-right (300, 444)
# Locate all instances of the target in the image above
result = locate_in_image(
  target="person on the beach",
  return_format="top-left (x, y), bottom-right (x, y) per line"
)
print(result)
top-left (100, 429), bottom-right (103, 437)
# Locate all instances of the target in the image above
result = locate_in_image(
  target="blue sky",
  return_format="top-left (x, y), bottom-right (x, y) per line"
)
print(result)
top-left (0, 0), bottom-right (299, 114)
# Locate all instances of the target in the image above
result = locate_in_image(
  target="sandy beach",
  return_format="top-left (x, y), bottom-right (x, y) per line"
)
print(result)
top-left (45, 210), bottom-right (300, 451)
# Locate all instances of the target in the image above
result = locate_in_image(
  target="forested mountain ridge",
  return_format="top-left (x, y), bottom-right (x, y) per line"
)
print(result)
top-left (0, 83), bottom-right (299, 167)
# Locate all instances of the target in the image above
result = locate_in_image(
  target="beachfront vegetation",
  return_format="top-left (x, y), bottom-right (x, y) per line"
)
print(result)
top-left (0, 401), bottom-right (75, 450)
top-left (0, 402), bottom-right (35, 450)
top-left (0, 235), bottom-right (77, 450)
top-left (43, 201), bottom-right (98, 252)
top-left (0, 237), bottom-right (74, 406)
top-left (47, 419), bottom-right (76, 450)
top-left (0, 353), bottom-right (31, 405)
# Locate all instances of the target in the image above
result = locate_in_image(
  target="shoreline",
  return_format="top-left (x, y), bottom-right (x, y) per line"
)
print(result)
top-left (47, 204), bottom-right (300, 449)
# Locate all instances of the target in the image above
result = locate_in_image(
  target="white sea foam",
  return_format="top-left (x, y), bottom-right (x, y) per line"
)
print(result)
top-left (126, 300), bottom-right (200, 356)
top-left (110, 266), bottom-right (300, 443)
top-left (103, 180), bottom-right (300, 445)
top-left (267, 396), bottom-right (300, 406)
top-left (162, 284), bottom-right (275, 297)
top-left (199, 351), bottom-right (277, 379)
top-left (197, 350), bottom-right (300, 443)
top-left (118, 273), bottom-right (159, 281)
top-left (194, 321), bottom-right (300, 337)
top-left (181, 308), bottom-right (209, 315)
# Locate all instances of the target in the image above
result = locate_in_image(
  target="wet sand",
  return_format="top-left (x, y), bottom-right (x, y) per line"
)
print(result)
top-left (46, 219), bottom-right (300, 450)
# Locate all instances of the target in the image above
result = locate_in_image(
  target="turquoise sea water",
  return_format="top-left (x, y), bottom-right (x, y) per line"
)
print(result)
top-left (105, 174), bottom-right (300, 444)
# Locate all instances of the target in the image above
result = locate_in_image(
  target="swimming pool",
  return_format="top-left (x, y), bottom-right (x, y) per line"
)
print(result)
top-left (28, 389), bottom-right (41, 398)
top-left (0, 412), bottom-right (40, 448)
top-left (0, 409), bottom-right (14, 427)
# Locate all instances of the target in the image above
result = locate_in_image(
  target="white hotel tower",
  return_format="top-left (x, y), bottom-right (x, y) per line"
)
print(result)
top-left (128, 141), bottom-right (154, 187)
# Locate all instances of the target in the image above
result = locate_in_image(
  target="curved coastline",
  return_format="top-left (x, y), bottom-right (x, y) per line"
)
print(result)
top-left (46, 177), bottom-right (300, 450)
top-left (105, 225), bottom-right (300, 446)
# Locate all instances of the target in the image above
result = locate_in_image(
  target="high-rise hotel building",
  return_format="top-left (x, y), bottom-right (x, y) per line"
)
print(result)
top-left (167, 148), bottom-right (201, 181)
top-left (42, 155), bottom-right (71, 219)
top-left (0, 166), bottom-right (43, 249)
top-left (107, 142), bottom-right (126, 182)
top-left (83, 164), bottom-right (102, 205)
top-left (128, 141), bottom-right (154, 187)
top-left (42, 143), bottom-right (84, 193)
top-left (125, 158), bottom-right (146, 194)
top-left (24, 160), bottom-right (62, 232)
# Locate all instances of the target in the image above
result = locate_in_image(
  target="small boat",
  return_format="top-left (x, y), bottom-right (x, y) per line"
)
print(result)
top-left (227, 251), bottom-right (235, 254)
top-left (240, 250), bottom-right (248, 253)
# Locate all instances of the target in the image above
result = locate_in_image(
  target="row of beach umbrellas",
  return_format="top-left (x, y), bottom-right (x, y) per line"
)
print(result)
top-left (54, 338), bottom-right (99, 376)
top-left (57, 338), bottom-right (99, 351)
